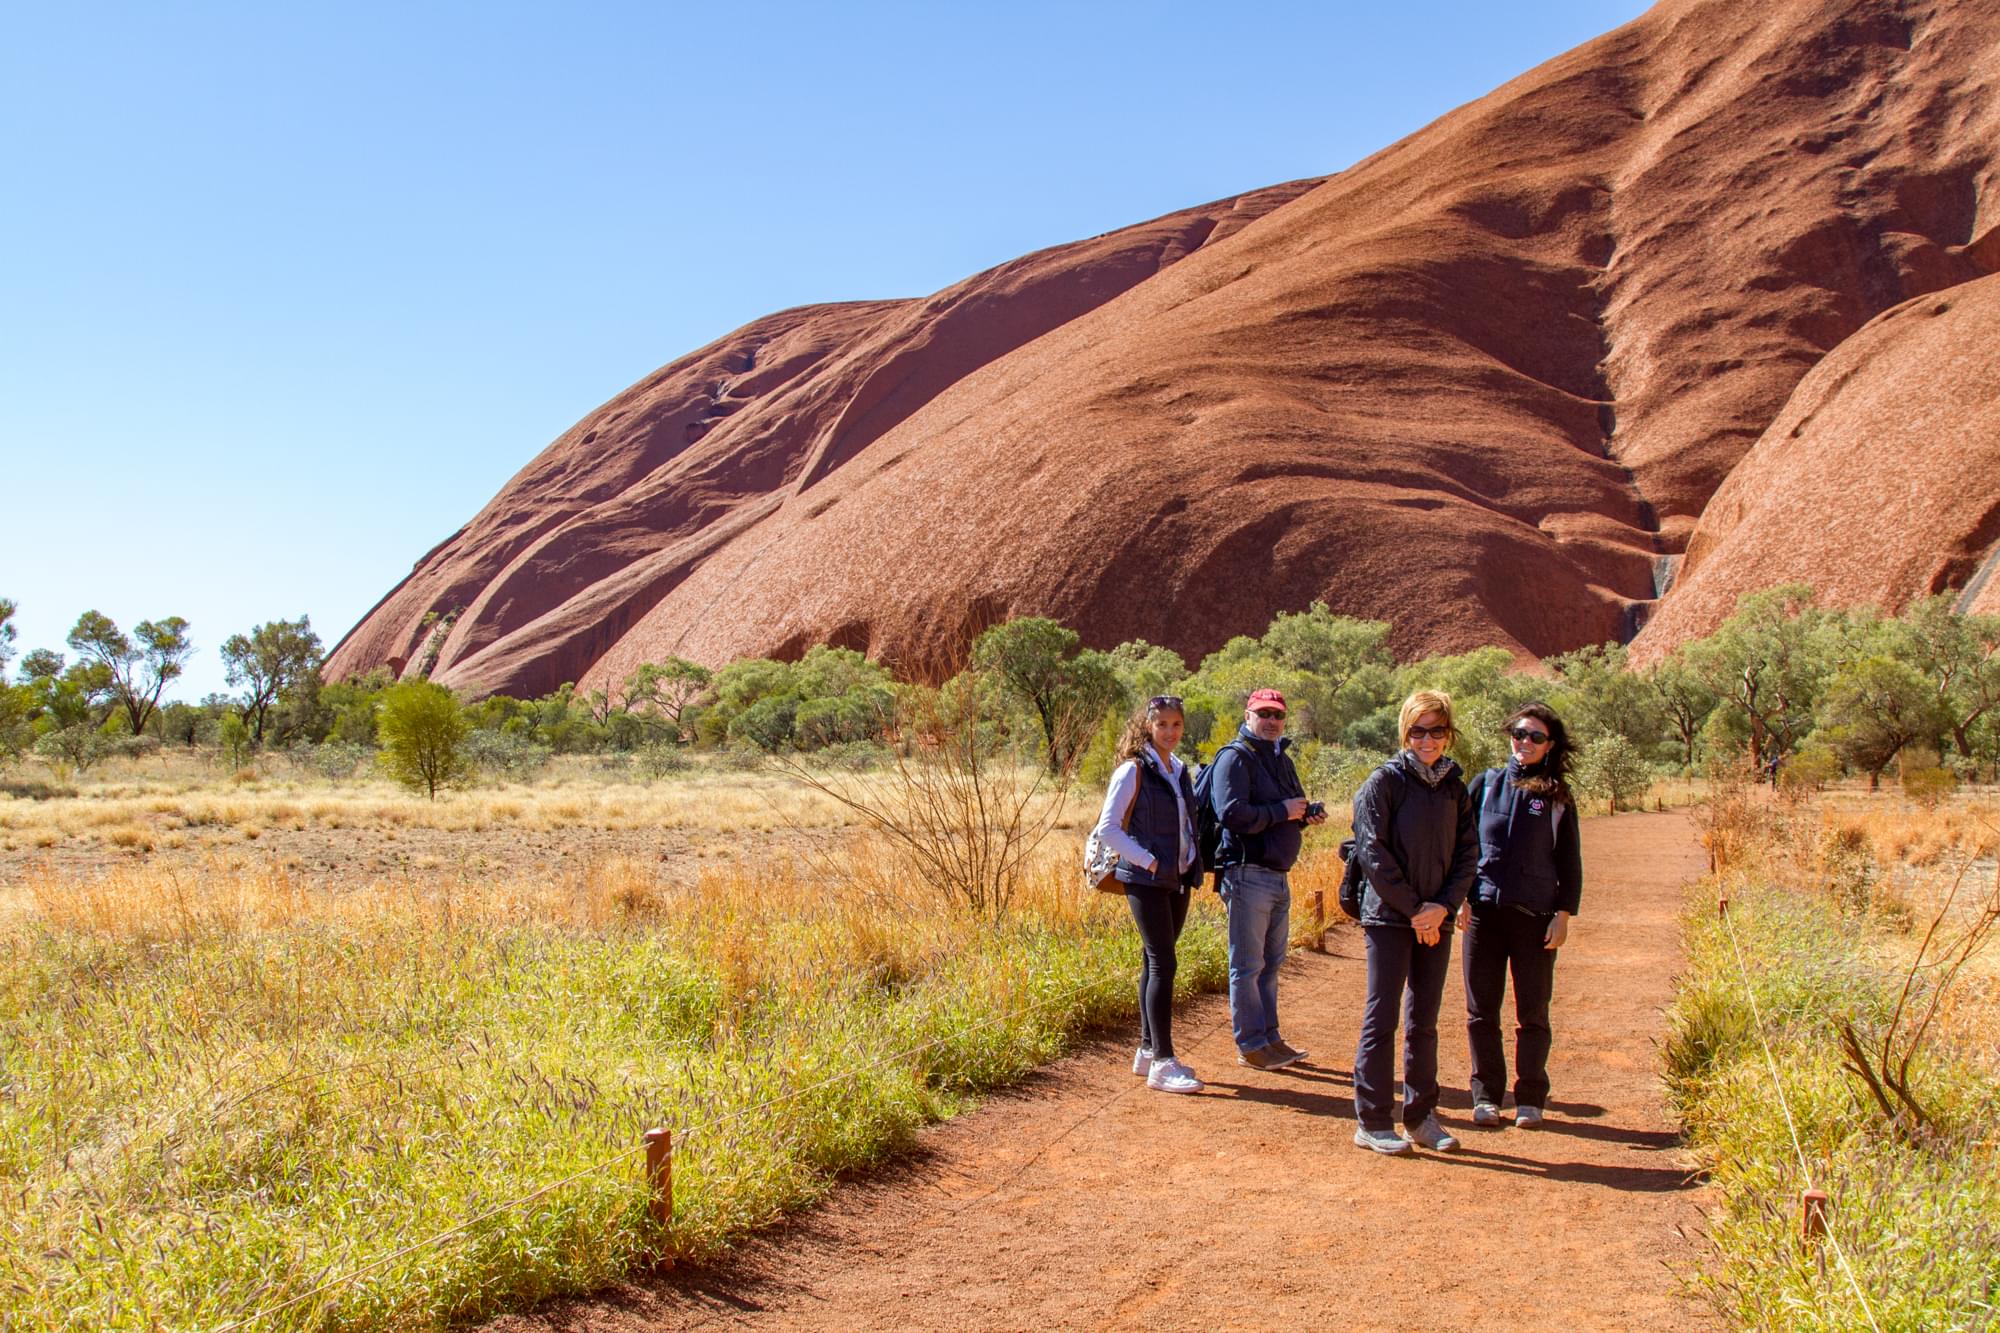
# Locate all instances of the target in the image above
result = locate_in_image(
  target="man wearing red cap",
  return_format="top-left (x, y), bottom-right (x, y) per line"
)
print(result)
top-left (1209, 687), bottom-right (1327, 1069)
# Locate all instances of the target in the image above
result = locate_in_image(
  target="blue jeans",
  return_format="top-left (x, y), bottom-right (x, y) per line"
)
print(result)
top-left (1221, 863), bottom-right (1291, 1053)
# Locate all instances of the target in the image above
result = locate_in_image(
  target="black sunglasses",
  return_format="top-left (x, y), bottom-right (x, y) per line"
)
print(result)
top-left (1251, 708), bottom-right (1286, 720)
top-left (1508, 727), bottom-right (1551, 745)
top-left (1148, 695), bottom-right (1184, 711)
top-left (1406, 725), bottom-right (1450, 740)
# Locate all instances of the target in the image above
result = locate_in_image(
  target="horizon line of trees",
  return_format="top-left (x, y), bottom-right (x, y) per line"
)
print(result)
top-left (3, 582), bottom-right (1997, 801)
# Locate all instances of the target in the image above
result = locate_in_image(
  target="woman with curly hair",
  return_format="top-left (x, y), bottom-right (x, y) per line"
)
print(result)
top-left (1091, 695), bottom-right (1206, 1093)
top-left (1459, 701), bottom-right (1584, 1129)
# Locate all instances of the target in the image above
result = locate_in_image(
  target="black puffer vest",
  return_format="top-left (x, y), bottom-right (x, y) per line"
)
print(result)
top-left (1113, 754), bottom-right (1203, 892)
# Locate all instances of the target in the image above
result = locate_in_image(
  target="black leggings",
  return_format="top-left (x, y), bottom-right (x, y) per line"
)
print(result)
top-left (1127, 885), bottom-right (1192, 1058)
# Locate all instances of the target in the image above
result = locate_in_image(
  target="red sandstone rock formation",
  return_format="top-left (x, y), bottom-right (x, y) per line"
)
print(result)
top-left (1631, 271), bottom-right (2000, 660)
top-left (325, 0), bottom-right (2000, 699)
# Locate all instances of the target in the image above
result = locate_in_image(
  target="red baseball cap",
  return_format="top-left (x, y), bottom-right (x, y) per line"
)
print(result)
top-left (1246, 688), bottom-right (1287, 713)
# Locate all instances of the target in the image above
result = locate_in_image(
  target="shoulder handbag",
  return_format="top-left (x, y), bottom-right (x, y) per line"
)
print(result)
top-left (1084, 765), bottom-right (1143, 894)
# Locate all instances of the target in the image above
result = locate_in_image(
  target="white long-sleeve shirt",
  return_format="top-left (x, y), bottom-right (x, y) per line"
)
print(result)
top-left (1093, 748), bottom-right (1197, 875)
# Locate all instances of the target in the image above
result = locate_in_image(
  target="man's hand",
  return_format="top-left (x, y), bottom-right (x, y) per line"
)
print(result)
top-left (1544, 911), bottom-right (1570, 950)
top-left (1282, 797), bottom-right (1310, 822)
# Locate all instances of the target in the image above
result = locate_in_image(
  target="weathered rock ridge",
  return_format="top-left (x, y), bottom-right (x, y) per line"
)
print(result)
top-left (326, 0), bottom-right (2000, 698)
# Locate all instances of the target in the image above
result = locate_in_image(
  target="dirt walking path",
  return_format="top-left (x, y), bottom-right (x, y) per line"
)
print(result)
top-left (490, 810), bottom-right (1714, 1332)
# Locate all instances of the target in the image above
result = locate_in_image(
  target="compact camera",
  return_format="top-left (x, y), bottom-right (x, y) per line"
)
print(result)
top-left (1304, 800), bottom-right (1326, 819)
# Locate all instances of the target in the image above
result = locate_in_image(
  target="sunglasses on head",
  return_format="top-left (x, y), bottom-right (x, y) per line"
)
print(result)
top-left (1148, 695), bottom-right (1183, 711)
top-left (1251, 708), bottom-right (1286, 720)
top-left (1406, 725), bottom-right (1449, 740)
top-left (1509, 726), bottom-right (1551, 745)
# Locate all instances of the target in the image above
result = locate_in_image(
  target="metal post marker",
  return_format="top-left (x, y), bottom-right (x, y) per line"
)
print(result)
top-left (1312, 890), bottom-right (1326, 951)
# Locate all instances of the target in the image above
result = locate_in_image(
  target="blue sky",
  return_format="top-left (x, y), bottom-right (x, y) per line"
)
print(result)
top-left (1, 1), bottom-right (1650, 701)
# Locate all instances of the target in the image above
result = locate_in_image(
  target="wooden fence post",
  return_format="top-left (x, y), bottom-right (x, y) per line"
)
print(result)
top-left (1312, 890), bottom-right (1325, 951)
top-left (1801, 1188), bottom-right (1829, 1245)
top-left (644, 1127), bottom-right (673, 1242)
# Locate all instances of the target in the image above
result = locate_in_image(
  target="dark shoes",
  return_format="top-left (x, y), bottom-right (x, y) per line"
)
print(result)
top-left (1237, 1041), bottom-right (1309, 1071)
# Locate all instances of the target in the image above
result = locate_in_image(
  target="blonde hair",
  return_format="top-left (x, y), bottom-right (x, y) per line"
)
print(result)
top-left (1397, 689), bottom-right (1456, 748)
top-left (1115, 697), bottom-right (1184, 763)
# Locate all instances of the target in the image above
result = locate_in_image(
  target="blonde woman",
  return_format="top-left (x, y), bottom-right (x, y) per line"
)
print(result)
top-left (1348, 689), bottom-right (1478, 1153)
top-left (1091, 695), bottom-right (1205, 1093)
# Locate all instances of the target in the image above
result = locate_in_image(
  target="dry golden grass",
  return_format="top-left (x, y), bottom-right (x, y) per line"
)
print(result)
top-left (0, 759), bottom-right (954, 868)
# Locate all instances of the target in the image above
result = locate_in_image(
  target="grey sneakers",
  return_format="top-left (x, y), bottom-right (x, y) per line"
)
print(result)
top-left (1515, 1104), bottom-right (1545, 1128)
top-left (1406, 1113), bottom-right (1460, 1151)
top-left (1471, 1101), bottom-right (1502, 1127)
top-left (1146, 1057), bottom-right (1204, 1093)
top-left (1353, 1126), bottom-right (1413, 1154)
top-left (1267, 1039), bottom-right (1309, 1069)
top-left (1133, 1046), bottom-right (1154, 1076)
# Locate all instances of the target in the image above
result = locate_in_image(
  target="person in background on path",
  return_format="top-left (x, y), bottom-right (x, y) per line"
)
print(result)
top-left (1212, 687), bottom-right (1327, 1072)
top-left (1459, 702), bottom-right (1584, 1129)
top-left (1349, 689), bottom-right (1477, 1154)
top-left (1093, 695), bottom-right (1207, 1094)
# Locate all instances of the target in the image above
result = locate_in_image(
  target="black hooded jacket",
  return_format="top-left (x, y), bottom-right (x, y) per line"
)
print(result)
top-left (1350, 750), bottom-right (1478, 929)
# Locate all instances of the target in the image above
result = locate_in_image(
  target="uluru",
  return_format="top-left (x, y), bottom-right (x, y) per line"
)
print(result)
top-left (325, 0), bottom-right (2000, 698)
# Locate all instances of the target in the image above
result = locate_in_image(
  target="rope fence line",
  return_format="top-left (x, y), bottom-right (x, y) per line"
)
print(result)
top-left (1715, 897), bottom-right (1884, 1333)
top-left (207, 940), bottom-right (1192, 1331)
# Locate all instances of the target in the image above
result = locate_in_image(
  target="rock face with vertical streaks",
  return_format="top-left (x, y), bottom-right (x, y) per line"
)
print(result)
top-left (325, 0), bottom-right (2000, 698)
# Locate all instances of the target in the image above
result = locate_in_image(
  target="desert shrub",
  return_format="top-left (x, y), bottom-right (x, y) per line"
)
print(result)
top-left (310, 741), bottom-right (373, 781)
top-left (1777, 744), bottom-right (1840, 795)
top-left (636, 740), bottom-right (692, 779)
top-left (463, 727), bottom-right (552, 780)
top-left (1901, 765), bottom-right (1957, 809)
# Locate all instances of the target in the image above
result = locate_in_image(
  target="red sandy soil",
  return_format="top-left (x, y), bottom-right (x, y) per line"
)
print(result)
top-left (329, 0), bottom-right (2000, 698)
top-left (486, 811), bottom-right (1716, 1332)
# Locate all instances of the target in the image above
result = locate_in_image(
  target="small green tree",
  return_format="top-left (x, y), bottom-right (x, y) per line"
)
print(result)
top-left (0, 598), bottom-right (16, 677)
top-left (66, 610), bottom-right (193, 736)
top-left (218, 712), bottom-right (254, 771)
top-left (0, 684), bottom-right (32, 766)
top-left (222, 616), bottom-right (324, 743)
top-left (1645, 651), bottom-right (1718, 772)
top-left (971, 618), bottom-right (1125, 774)
top-left (1578, 733), bottom-right (1651, 812)
top-left (1816, 656), bottom-right (1943, 789)
top-left (621, 657), bottom-right (713, 736)
top-left (376, 680), bottom-right (472, 799)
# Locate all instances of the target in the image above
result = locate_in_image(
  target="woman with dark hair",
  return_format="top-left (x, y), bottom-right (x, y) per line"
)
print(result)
top-left (1459, 701), bottom-right (1584, 1129)
top-left (1349, 689), bottom-right (1478, 1154)
top-left (1091, 695), bottom-right (1206, 1093)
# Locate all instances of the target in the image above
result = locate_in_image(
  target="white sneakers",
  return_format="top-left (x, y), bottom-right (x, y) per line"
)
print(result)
top-left (1515, 1104), bottom-right (1545, 1128)
top-left (1471, 1101), bottom-right (1502, 1126)
top-left (1146, 1057), bottom-right (1204, 1093)
top-left (1406, 1113), bottom-right (1460, 1152)
top-left (1132, 1045), bottom-right (1154, 1076)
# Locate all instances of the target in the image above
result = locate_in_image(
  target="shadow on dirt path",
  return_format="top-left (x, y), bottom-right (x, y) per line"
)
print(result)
top-left (486, 810), bottom-right (1715, 1332)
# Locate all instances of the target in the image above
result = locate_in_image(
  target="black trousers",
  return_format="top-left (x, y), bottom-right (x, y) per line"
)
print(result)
top-left (1127, 885), bottom-right (1191, 1058)
top-left (1463, 901), bottom-right (1559, 1109)
top-left (1353, 924), bottom-right (1453, 1130)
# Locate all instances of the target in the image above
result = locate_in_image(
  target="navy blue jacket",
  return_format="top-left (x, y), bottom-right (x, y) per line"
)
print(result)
top-left (1212, 727), bottom-right (1307, 872)
top-left (1112, 755), bottom-right (1206, 892)
top-left (1468, 761), bottom-right (1583, 916)
top-left (1350, 751), bottom-right (1477, 928)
